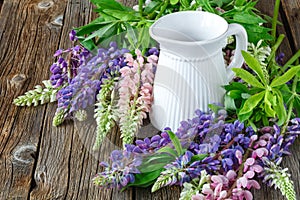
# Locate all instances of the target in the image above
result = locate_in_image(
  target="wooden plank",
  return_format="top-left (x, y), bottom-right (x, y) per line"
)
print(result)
top-left (254, 1), bottom-right (300, 199)
top-left (0, 0), bottom-right (67, 199)
top-left (281, 0), bottom-right (300, 50)
top-left (0, 0), bottom-right (299, 200)
top-left (256, 0), bottom-right (293, 61)
top-left (28, 0), bottom-right (133, 199)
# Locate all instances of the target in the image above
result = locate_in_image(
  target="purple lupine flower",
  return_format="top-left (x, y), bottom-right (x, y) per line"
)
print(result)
top-left (261, 125), bottom-right (297, 164)
top-left (55, 42), bottom-right (130, 115)
top-left (275, 52), bottom-right (285, 66)
top-left (145, 47), bottom-right (159, 57)
top-left (69, 30), bottom-right (77, 41)
top-left (93, 149), bottom-right (142, 189)
top-left (50, 44), bottom-right (90, 88)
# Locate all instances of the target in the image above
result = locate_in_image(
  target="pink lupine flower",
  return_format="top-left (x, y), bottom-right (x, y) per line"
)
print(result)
top-left (232, 188), bottom-right (253, 200)
top-left (226, 170), bottom-right (237, 181)
top-left (147, 54), bottom-right (158, 64)
top-left (235, 150), bottom-right (243, 164)
top-left (192, 194), bottom-right (205, 200)
top-left (116, 50), bottom-right (157, 145)
top-left (252, 147), bottom-right (268, 158)
top-left (243, 157), bottom-right (263, 173)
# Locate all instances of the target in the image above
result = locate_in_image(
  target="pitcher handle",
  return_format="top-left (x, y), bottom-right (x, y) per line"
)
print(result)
top-left (225, 24), bottom-right (248, 82)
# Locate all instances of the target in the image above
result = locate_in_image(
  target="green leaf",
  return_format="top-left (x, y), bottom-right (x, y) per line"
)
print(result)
top-left (227, 90), bottom-right (243, 99)
top-left (156, 146), bottom-right (178, 158)
top-left (233, 13), bottom-right (266, 24)
top-left (83, 22), bottom-right (117, 42)
top-left (224, 82), bottom-right (249, 93)
top-left (126, 169), bottom-right (163, 188)
top-left (248, 120), bottom-right (257, 132)
top-left (91, 0), bottom-right (125, 11)
top-left (235, 0), bottom-right (246, 6)
top-left (167, 131), bottom-right (184, 156)
top-left (144, 1), bottom-right (162, 14)
top-left (232, 68), bottom-right (265, 89)
top-left (239, 24), bottom-right (273, 43)
top-left (211, 0), bottom-right (223, 7)
top-left (75, 18), bottom-right (107, 36)
top-left (294, 97), bottom-right (300, 117)
top-left (273, 89), bottom-right (287, 126)
top-left (270, 65), bottom-right (300, 87)
top-left (140, 27), bottom-right (151, 49)
top-left (170, 0), bottom-right (179, 5)
top-left (225, 95), bottom-right (237, 110)
top-left (79, 39), bottom-right (97, 51)
top-left (241, 51), bottom-right (266, 84)
top-left (208, 103), bottom-right (223, 113)
top-left (239, 91), bottom-right (265, 115)
top-left (241, 93), bottom-right (251, 99)
top-left (191, 154), bottom-right (208, 162)
top-left (264, 90), bottom-right (276, 117)
top-left (238, 110), bottom-right (253, 122)
top-left (124, 22), bottom-right (138, 48)
top-left (102, 9), bottom-right (138, 21)
top-left (139, 153), bottom-right (175, 173)
top-left (180, 0), bottom-right (190, 7)
top-left (196, 0), bottom-right (216, 13)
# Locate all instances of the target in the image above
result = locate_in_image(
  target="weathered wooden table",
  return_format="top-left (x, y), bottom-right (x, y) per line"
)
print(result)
top-left (0, 0), bottom-right (299, 199)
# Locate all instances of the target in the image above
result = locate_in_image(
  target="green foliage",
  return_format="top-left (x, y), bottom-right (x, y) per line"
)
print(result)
top-left (76, 0), bottom-right (271, 51)
top-left (127, 169), bottom-right (164, 188)
top-left (93, 78), bottom-right (118, 149)
top-left (263, 159), bottom-right (297, 200)
top-left (167, 130), bottom-right (185, 156)
top-left (225, 51), bottom-right (300, 128)
top-left (13, 80), bottom-right (60, 107)
top-left (205, 0), bottom-right (273, 43)
top-left (179, 171), bottom-right (210, 200)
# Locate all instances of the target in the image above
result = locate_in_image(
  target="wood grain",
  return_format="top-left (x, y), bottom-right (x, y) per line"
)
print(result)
top-left (281, 0), bottom-right (300, 50)
top-left (0, 0), bottom-right (299, 200)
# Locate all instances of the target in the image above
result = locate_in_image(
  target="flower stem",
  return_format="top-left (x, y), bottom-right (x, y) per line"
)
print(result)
top-left (283, 49), bottom-right (300, 72)
top-left (281, 75), bottom-right (299, 134)
top-left (271, 0), bottom-right (281, 42)
top-left (155, 0), bottom-right (169, 20)
top-left (138, 0), bottom-right (143, 17)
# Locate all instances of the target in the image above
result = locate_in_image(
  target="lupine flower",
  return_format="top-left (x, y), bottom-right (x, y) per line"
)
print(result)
top-left (117, 49), bottom-right (157, 146)
top-left (93, 149), bottom-right (142, 189)
top-left (152, 151), bottom-right (197, 192)
top-left (179, 171), bottom-right (210, 200)
top-left (53, 42), bottom-right (129, 126)
top-left (276, 52), bottom-right (285, 66)
top-left (262, 157), bottom-right (296, 200)
top-left (50, 44), bottom-right (90, 88)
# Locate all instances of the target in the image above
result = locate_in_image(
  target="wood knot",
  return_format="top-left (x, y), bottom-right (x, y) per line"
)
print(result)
top-left (51, 15), bottom-right (63, 26)
top-left (37, 1), bottom-right (54, 9)
top-left (9, 74), bottom-right (27, 88)
top-left (12, 144), bottom-right (36, 165)
top-left (35, 167), bottom-right (47, 183)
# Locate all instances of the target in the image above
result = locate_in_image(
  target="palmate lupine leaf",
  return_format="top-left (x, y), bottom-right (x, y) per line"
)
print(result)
top-left (13, 80), bottom-right (60, 107)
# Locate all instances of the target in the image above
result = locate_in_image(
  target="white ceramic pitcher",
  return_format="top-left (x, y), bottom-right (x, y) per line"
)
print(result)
top-left (149, 11), bottom-right (247, 131)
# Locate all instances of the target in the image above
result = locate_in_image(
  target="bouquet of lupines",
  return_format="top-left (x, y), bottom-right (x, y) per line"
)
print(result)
top-left (13, 0), bottom-right (300, 199)
top-left (14, 29), bottom-right (158, 148)
top-left (90, 1), bottom-right (299, 200)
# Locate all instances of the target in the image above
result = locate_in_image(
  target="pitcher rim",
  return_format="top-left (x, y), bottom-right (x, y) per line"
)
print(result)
top-left (149, 10), bottom-right (228, 46)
